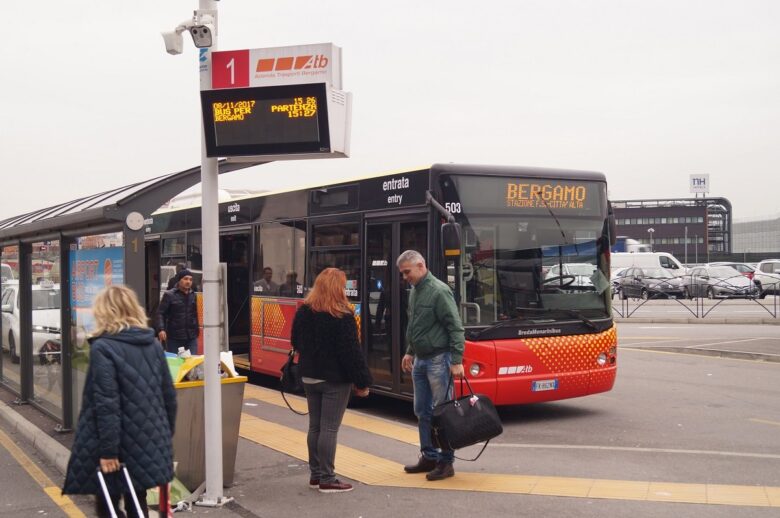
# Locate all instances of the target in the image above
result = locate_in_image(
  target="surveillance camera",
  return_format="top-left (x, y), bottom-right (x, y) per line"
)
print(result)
top-left (189, 24), bottom-right (214, 48)
top-left (161, 30), bottom-right (183, 55)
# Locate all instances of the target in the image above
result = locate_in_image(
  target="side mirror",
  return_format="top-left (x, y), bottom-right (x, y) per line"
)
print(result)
top-left (441, 222), bottom-right (462, 258)
top-left (607, 201), bottom-right (617, 247)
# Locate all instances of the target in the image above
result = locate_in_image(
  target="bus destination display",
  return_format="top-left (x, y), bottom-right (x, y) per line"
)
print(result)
top-left (201, 83), bottom-right (331, 158)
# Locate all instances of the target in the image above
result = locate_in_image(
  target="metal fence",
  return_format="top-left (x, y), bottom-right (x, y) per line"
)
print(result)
top-left (612, 275), bottom-right (780, 319)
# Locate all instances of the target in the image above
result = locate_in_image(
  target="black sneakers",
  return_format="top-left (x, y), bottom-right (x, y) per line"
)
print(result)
top-left (318, 480), bottom-right (354, 493)
top-left (403, 456), bottom-right (437, 474)
top-left (425, 462), bottom-right (455, 481)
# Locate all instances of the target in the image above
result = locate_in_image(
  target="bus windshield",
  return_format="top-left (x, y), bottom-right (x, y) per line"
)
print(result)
top-left (440, 174), bottom-right (611, 327)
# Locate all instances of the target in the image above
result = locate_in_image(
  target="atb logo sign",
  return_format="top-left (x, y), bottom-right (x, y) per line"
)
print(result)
top-left (211, 44), bottom-right (341, 90)
top-left (256, 54), bottom-right (329, 73)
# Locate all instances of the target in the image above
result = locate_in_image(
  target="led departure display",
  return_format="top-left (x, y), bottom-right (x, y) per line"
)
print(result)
top-left (201, 83), bottom-right (330, 158)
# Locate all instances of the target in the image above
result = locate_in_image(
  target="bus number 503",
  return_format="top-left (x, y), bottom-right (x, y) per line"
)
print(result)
top-left (444, 202), bottom-right (462, 214)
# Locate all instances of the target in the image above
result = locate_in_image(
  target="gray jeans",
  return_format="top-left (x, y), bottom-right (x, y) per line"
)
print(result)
top-left (304, 381), bottom-right (352, 483)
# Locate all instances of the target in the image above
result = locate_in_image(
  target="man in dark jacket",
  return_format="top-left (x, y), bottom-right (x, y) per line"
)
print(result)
top-left (157, 269), bottom-right (199, 354)
top-left (397, 250), bottom-right (465, 482)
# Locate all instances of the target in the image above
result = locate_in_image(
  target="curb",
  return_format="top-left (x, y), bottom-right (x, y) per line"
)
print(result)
top-left (0, 399), bottom-right (70, 474)
top-left (614, 317), bottom-right (780, 325)
top-left (623, 345), bottom-right (780, 363)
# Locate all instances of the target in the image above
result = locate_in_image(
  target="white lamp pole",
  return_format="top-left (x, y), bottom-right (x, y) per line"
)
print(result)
top-left (197, 0), bottom-right (226, 507)
top-left (647, 227), bottom-right (655, 252)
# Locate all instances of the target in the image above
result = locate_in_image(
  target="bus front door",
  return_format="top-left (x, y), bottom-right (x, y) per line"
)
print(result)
top-left (364, 219), bottom-right (427, 398)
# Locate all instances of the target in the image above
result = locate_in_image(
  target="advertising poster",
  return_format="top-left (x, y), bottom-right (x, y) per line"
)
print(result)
top-left (70, 247), bottom-right (124, 340)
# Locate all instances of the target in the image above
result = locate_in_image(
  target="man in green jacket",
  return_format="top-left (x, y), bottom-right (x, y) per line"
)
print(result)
top-left (397, 249), bottom-right (465, 481)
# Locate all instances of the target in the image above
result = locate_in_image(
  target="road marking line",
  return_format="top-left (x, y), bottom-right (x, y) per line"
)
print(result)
top-left (687, 338), bottom-right (765, 349)
top-left (0, 427), bottom-right (86, 517)
top-left (750, 418), bottom-right (780, 428)
top-left (489, 443), bottom-right (780, 460)
top-left (238, 413), bottom-right (779, 507)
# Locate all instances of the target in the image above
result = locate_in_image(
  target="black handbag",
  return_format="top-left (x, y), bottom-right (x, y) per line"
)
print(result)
top-left (280, 349), bottom-right (308, 415)
top-left (432, 376), bottom-right (503, 460)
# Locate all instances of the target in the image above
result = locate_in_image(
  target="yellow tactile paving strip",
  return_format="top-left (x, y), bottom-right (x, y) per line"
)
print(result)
top-left (240, 385), bottom-right (779, 508)
top-left (243, 384), bottom-right (419, 444)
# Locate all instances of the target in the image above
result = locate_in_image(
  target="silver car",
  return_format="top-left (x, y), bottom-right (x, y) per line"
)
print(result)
top-left (685, 266), bottom-right (759, 299)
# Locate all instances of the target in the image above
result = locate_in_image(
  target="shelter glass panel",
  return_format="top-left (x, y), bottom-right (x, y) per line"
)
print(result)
top-left (30, 240), bottom-right (62, 417)
top-left (69, 233), bottom-right (124, 422)
top-left (1, 245), bottom-right (21, 393)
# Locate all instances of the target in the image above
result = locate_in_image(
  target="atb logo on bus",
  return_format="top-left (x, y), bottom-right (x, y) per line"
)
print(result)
top-left (498, 365), bottom-right (533, 376)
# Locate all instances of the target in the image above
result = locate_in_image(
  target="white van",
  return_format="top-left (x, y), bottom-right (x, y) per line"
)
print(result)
top-left (610, 252), bottom-right (685, 275)
top-left (1, 263), bottom-right (14, 282)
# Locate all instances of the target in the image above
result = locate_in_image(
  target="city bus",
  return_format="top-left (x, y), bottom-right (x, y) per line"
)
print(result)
top-left (143, 163), bottom-right (618, 406)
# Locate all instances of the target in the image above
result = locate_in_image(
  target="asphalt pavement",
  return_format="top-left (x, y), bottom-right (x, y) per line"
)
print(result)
top-left (1, 321), bottom-right (779, 517)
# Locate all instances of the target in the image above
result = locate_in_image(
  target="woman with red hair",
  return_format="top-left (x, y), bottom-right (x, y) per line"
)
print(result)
top-left (291, 267), bottom-right (372, 493)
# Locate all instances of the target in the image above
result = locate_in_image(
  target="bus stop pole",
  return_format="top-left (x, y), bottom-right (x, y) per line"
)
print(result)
top-left (198, 0), bottom-right (226, 506)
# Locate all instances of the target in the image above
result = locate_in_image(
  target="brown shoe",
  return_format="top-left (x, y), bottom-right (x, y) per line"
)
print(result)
top-left (426, 462), bottom-right (454, 481)
top-left (403, 456), bottom-right (437, 474)
top-left (318, 480), bottom-right (353, 493)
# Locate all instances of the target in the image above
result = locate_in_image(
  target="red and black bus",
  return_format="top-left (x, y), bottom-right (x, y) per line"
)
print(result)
top-left (144, 163), bottom-right (617, 405)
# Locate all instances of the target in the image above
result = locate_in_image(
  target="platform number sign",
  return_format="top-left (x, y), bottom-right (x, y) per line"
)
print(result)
top-left (212, 50), bottom-right (250, 89)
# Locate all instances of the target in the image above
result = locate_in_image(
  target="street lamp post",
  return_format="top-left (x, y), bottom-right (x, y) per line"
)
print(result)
top-left (163, 0), bottom-right (229, 507)
top-left (684, 226), bottom-right (688, 265)
top-left (647, 227), bottom-right (655, 252)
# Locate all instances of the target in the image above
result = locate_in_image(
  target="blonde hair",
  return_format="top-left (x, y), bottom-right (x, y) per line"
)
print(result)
top-left (304, 268), bottom-right (353, 317)
top-left (91, 285), bottom-right (149, 336)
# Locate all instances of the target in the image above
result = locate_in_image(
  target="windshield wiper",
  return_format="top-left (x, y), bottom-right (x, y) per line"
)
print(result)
top-left (514, 307), bottom-right (598, 330)
top-left (467, 313), bottom-right (544, 339)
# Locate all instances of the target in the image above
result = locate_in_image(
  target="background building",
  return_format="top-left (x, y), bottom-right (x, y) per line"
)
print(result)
top-left (733, 214), bottom-right (780, 254)
top-left (612, 197), bottom-right (732, 264)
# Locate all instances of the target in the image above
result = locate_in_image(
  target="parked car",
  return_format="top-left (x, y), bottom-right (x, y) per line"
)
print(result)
top-left (708, 262), bottom-right (756, 280)
top-left (685, 266), bottom-right (759, 299)
top-left (1, 281), bottom-right (62, 364)
top-left (753, 259), bottom-right (780, 298)
top-left (610, 267), bottom-right (630, 299)
top-left (616, 267), bottom-right (686, 300)
top-left (545, 263), bottom-right (596, 288)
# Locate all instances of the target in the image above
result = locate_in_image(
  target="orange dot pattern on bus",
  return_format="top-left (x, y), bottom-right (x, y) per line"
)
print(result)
top-left (525, 326), bottom-right (616, 393)
top-left (249, 297), bottom-right (361, 340)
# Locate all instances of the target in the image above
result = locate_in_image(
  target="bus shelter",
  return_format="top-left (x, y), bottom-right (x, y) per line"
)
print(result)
top-left (0, 162), bottom-right (248, 430)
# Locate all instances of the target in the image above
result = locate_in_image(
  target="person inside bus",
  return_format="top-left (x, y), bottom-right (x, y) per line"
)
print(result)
top-left (156, 269), bottom-right (199, 354)
top-left (254, 267), bottom-right (279, 295)
top-left (291, 268), bottom-right (372, 493)
top-left (279, 271), bottom-right (302, 297)
top-left (397, 250), bottom-right (465, 481)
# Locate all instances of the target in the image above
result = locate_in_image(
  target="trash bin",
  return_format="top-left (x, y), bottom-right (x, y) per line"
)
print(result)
top-left (171, 354), bottom-right (247, 492)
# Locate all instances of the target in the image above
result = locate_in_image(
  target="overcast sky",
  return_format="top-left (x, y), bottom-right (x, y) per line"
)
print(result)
top-left (1, 0), bottom-right (778, 222)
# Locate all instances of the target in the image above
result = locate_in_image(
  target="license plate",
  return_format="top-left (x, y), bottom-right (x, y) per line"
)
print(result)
top-left (532, 379), bottom-right (559, 392)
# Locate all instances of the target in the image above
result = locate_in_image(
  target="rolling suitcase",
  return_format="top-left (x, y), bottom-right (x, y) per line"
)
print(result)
top-left (96, 464), bottom-right (145, 518)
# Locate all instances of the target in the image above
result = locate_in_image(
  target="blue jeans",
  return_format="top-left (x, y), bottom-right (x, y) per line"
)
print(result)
top-left (412, 351), bottom-right (454, 464)
top-left (165, 336), bottom-right (198, 355)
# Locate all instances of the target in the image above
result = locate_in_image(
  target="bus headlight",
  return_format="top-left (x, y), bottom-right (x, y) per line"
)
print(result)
top-left (469, 363), bottom-right (481, 376)
top-left (596, 353), bottom-right (608, 366)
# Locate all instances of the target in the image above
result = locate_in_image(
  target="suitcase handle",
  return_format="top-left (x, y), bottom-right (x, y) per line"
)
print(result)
top-left (96, 463), bottom-right (144, 518)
